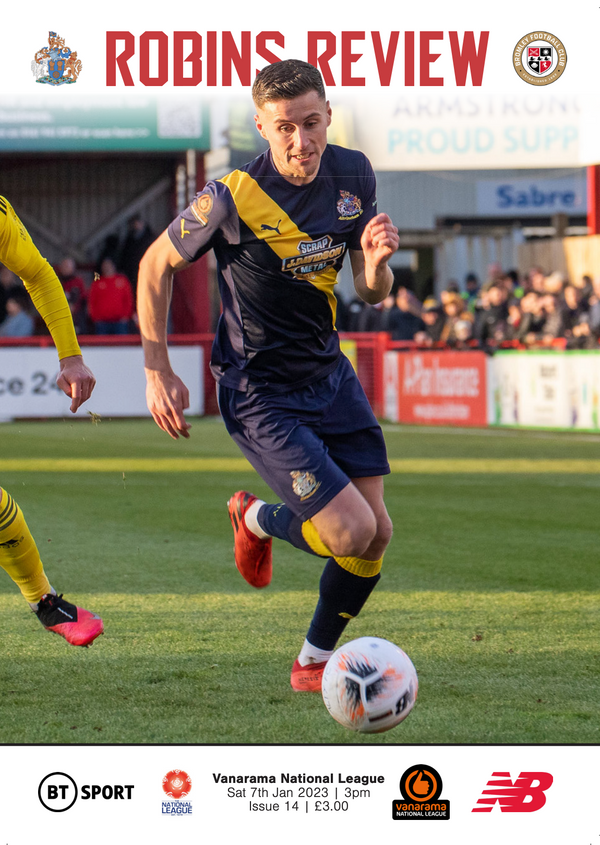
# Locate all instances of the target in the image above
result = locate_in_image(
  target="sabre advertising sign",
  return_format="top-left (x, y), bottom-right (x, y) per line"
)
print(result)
top-left (476, 174), bottom-right (586, 216)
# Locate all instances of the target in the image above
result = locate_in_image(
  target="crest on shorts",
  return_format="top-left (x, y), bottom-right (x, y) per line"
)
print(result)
top-left (190, 193), bottom-right (213, 226)
top-left (32, 31), bottom-right (82, 86)
top-left (290, 471), bottom-right (321, 501)
top-left (337, 191), bottom-right (363, 220)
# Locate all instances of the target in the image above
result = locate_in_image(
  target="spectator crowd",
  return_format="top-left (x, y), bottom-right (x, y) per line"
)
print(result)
top-left (0, 215), bottom-right (153, 338)
top-left (1, 237), bottom-right (599, 353)
top-left (335, 264), bottom-right (600, 351)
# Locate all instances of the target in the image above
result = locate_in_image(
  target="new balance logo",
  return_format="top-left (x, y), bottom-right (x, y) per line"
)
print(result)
top-left (261, 219), bottom-right (282, 234)
top-left (472, 772), bottom-right (553, 813)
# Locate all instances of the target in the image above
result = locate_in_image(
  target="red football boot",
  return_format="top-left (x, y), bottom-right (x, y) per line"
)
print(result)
top-left (290, 658), bottom-right (328, 692)
top-left (35, 593), bottom-right (104, 647)
top-left (227, 491), bottom-right (272, 588)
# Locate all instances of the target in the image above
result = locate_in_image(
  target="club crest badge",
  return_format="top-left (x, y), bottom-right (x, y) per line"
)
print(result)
top-left (32, 31), bottom-right (82, 86)
top-left (337, 191), bottom-right (363, 220)
top-left (512, 32), bottom-right (566, 86)
top-left (527, 46), bottom-right (553, 75)
top-left (290, 471), bottom-right (321, 501)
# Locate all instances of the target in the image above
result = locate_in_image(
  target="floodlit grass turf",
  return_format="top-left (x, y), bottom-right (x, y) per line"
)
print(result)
top-left (0, 418), bottom-right (598, 744)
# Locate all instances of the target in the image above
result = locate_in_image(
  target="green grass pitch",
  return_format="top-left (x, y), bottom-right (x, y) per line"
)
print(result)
top-left (0, 417), bottom-right (598, 744)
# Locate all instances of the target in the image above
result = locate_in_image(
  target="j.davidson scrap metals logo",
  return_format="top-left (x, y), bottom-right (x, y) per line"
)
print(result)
top-left (32, 31), bottom-right (82, 86)
top-left (512, 31), bottom-right (566, 86)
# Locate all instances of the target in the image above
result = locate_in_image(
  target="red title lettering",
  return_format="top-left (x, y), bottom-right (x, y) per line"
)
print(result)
top-left (105, 30), bottom-right (489, 87)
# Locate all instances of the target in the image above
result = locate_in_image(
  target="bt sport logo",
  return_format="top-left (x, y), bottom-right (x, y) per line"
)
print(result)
top-left (38, 772), bottom-right (134, 812)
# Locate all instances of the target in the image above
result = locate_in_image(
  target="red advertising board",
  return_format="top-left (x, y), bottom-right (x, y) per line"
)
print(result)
top-left (386, 350), bottom-right (488, 426)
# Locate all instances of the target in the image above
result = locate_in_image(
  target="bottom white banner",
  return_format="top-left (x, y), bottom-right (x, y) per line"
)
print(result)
top-left (0, 744), bottom-right (595, 844)
top-left (0, 345), bottom-right (204, 420)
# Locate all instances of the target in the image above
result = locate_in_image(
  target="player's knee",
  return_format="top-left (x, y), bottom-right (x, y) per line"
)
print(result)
top-left (377, 513), bottom-right (394, 548)
top-left (329, 508), bottom-right (377, 558)
top-left (376, 511), bottom-right (393, 551)
top-left (356, 511), bottom-right (393, 561)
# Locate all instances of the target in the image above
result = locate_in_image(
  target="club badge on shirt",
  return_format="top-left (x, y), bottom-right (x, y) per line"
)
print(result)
top-left (337, 191), bottom-right (363, 220)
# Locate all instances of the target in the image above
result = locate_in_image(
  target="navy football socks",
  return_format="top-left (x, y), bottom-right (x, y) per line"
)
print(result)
top-left (258, 501), bottom-right (381, 650)
top-left (257, 502), bottom-right (323, 557)
top-left (306, 558), bottom-right (381, 650)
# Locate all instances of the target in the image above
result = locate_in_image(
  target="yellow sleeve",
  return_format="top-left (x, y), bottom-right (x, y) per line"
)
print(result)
top-left (0, 196), bottom-right (81, 360)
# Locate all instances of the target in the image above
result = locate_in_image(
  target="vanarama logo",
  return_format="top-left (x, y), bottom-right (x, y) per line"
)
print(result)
top-left (392, 764), bottom-right (450, 820)
top-left (472, 771), bottom-right (553, 813)
top-left (190, 194), bottom-right (213, 227)
top-left (281, 236), bottom-right (346, 277)
top-left (512, 32), bottom-right (566, 86)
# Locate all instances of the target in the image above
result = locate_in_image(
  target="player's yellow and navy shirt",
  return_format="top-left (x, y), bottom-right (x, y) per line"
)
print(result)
top-left (0, 196), bottom-right (81, 359)
top-left (168, 144), bottom-right (377, 392)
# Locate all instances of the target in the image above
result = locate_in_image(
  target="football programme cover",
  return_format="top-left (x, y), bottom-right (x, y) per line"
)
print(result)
top-left (0, 1), bottom-right (598, 843)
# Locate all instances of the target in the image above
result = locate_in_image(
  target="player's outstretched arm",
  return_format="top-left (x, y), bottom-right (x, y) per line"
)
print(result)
top-left (138, 230), bottom-right (192, 440)
top-left (0, 197), bottom-right (96, 412)
top-left (350, 213), bottom-right (399, 305)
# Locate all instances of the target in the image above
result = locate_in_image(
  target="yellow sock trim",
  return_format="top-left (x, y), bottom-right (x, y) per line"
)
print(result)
top-left (302, 519), bottom-right (384, 576)
top-left (301, 519), bottom-right (333, 558)
top-left (0, 489), bottom-right (51, 603)
top-left (334, 555), bottom-right (383, 577)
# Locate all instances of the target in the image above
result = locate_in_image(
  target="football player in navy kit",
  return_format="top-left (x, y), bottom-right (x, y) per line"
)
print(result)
top-left (138, 60), bottom-right (399, 692)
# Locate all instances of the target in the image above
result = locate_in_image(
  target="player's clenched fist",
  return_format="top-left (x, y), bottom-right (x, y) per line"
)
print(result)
top-left (360, 213), bottom-right (399, 266)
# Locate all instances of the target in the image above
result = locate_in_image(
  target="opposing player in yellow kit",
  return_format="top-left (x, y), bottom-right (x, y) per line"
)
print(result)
top-left (0, 195), bottom-right (103, 646)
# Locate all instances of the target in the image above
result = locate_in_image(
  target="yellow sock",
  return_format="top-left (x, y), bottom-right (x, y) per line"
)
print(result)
top-left (301, 518), bottom-right (334, 557)
top-left (301, 518), bottom-right (383, 576)
top-left (0, 489), bottom-right (51, 604)
top-left (333, 554), bottom-right (383, 577)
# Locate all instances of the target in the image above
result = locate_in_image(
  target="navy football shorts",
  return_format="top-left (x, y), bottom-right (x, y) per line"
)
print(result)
top-left (218, 354), bottom-right (390, 520)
